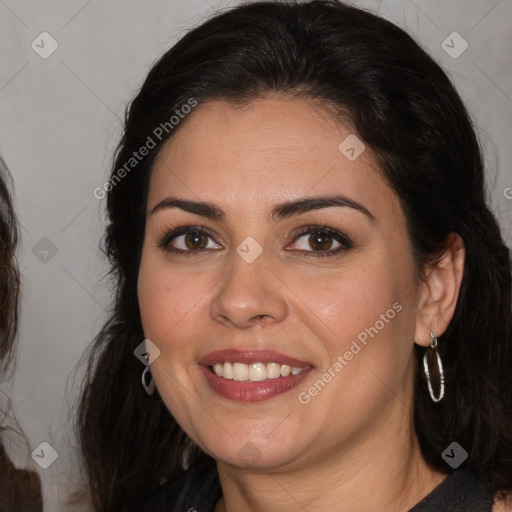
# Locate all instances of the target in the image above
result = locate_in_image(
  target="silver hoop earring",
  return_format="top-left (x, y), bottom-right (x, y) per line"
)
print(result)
top-left (423, 332), bottom-right (445, 402)
top-left (142, 366), bottom-right (155, 396)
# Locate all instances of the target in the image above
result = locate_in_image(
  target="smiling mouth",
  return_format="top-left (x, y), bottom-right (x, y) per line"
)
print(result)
top-left (210, 362), bottom-right (307, 381)
top-left (199, 349), bottom-right (313, 401)
top-left (200, 364), bottom-right (313, 402)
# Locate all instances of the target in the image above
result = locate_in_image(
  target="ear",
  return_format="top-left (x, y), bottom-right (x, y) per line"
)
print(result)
top-left (414, 232), bottom-right (465, 347)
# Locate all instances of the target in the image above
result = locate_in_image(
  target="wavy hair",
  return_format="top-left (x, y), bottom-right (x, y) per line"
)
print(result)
top-left (0, 158), bottom-right (19, 371)
top-left (77, 1), bottom-right (512, 509)
top-left (0, 158), bottom-right (42, 510)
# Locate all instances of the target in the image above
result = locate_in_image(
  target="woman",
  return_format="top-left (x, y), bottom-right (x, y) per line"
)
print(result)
top-left (0, 158), bottom-right (42, 511)
top-left (77, 1), bottom-right (512, 510)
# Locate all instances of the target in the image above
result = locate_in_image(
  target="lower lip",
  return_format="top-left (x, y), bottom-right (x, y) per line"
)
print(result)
top-left (199, 365), bottom-right (313, 402)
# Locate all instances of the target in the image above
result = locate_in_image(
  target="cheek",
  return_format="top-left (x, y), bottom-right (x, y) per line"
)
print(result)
top-left (295, 256), bottom-right (407, 333)
top-left (296, 254), bottom-right (417, 393)
top-left (137, 255), bottom-right (214, 356)
top-left (138, 271), bottom-right (177, 343)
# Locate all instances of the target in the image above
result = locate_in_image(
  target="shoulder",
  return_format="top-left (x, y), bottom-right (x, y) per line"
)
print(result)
top-left (410, 468), bottom-right (494, 512)
top-left (0, 442), bottom-right (42, 512)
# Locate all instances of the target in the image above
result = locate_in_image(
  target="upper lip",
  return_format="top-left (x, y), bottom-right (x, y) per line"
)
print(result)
top-left (199, 349), bottom-right (313, 368)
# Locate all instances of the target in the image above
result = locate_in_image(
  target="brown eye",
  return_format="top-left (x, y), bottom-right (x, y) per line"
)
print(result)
top-left (160, 227), bottom-right (222, 254)
top-left (287, 225), bottom-right (353, 258)
top-left (184, 231), bottom-right (208, 250)
top-left (308, 232), bottom-right (335, 251)
top-left (292, 231), bottom-right (342, 252)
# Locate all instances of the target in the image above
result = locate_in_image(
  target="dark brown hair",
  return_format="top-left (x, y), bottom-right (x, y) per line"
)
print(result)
top-left (0, 158), bottom-right (42, 511)
top-left (77, 1), bottom-right (512, 510)
top-left (0, 158), bottom-right (19, 371)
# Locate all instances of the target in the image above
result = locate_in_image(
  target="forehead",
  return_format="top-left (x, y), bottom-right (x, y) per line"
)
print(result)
top-left (148, 97), bottom-right (399, 220)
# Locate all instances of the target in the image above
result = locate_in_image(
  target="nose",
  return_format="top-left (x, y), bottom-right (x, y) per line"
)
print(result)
top-left (210, 249), bottom-right (288, 329)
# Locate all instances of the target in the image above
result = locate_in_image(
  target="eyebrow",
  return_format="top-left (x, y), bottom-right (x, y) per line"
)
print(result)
top-left (149, 194), bottom-right (375, 222)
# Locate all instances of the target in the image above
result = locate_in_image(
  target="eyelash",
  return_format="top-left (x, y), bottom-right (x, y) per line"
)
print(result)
top-left (157, 224), bottom-right (354, 259)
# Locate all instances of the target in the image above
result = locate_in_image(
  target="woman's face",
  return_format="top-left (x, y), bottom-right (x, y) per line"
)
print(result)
top-left (138, 97), bottom-right (423, 471)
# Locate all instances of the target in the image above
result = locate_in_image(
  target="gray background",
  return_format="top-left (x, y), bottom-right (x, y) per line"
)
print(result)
top-left (1, 0), bottom-right (511, 509)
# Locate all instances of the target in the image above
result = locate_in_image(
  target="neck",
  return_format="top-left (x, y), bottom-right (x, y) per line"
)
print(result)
top-left (215, 400), bottom-right (446, 512)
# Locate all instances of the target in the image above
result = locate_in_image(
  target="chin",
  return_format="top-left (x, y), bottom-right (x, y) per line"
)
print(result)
top-left (197, 425), bottom-right (309, 471)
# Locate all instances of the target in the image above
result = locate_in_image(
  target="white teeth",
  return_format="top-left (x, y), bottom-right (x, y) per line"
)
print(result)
top-left (222, 362), bottom-right (233, 380)
top-left (211, 362), bottom-right (306, 381)
top-left (233, 362), bottom-right (249, 381)
top-left (249, 362), bottom-right (267, 381)
top-left (266, 362), bottom-right (281, 379)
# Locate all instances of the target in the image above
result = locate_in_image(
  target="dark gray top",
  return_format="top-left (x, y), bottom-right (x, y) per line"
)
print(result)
top-left (138, 460), bottom-right (493, 512)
